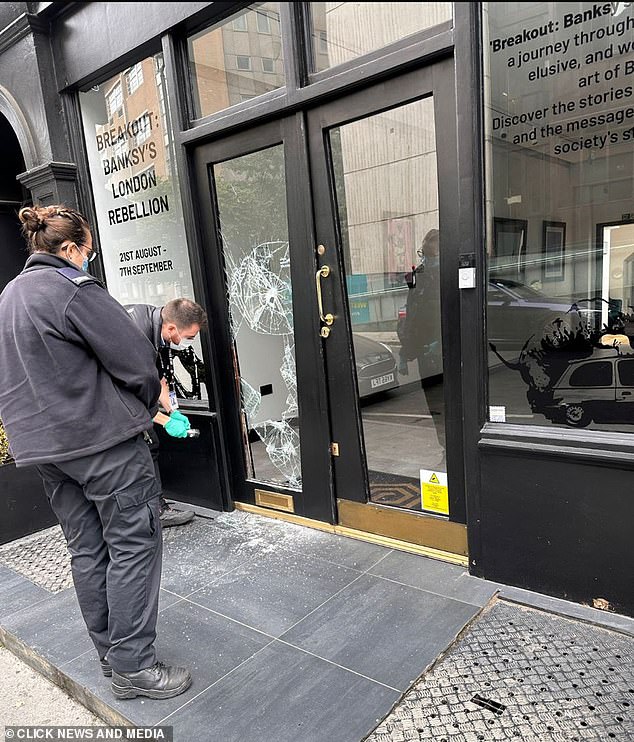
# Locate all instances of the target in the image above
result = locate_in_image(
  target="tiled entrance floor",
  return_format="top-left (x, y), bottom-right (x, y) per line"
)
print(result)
top-left (0, 509), bottom-right (498, 741)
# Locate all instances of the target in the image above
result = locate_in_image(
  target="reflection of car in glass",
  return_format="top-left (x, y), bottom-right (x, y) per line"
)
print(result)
top-left (548, 350), bottom-right (634, 427)
top-left (396, 279), bottom-right (592, 348)
top-left (487, 279), bottom-right (602, 348)
top-left (353, 333), bottom-right (399, 398)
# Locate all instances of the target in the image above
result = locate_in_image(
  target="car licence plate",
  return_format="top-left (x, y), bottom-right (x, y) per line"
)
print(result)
top-left (371, 373), bottom-right (395, 389)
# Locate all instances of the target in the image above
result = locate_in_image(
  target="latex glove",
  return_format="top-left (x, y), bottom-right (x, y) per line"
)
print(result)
top-left (164, 415), bottom-right (190, 438)
top-left (170, 410), bottom-right (191, 426)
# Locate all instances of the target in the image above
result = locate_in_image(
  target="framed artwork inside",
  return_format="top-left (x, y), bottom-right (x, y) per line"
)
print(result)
top-left (542, 220), bottom-right (566, 282)
top-left (492, 217), bottom-right (527, 280)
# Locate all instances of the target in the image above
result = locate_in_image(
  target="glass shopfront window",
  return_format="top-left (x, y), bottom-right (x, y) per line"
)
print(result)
top-left (483, 2), bottom-right (634, 431)
top-left (79, 53), bottom-right (208, 403)
top-left (187, 3), bottom-right (284, 120)
top-left (309, 2), bottom-right (453, 73)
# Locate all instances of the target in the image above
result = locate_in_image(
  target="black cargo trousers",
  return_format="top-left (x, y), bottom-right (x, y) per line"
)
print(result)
top-left (36, 434), bottom-right (162, 674)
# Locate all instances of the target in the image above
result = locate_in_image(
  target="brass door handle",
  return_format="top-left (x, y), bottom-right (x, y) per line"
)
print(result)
top-left (316, 265), bottom-right (334, 335)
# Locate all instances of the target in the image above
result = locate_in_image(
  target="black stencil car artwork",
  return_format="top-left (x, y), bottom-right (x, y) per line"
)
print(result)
top-left (490, 287), bottom-right (634, 428)
top-left (546, 351), bottom-right (634, 427)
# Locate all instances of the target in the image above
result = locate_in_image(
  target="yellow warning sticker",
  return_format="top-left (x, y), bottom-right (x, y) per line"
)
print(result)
top-left (420, 469), bottom-right (449, 515)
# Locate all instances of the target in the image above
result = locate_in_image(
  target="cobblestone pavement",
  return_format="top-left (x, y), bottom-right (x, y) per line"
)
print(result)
top-left (366, 601), bottom-right (633, 742)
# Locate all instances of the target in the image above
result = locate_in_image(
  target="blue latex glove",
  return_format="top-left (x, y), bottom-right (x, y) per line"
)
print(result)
top-left (170, 410), bottom-right (191, 427)
top-left (164, 415), bottom-right (190, 438)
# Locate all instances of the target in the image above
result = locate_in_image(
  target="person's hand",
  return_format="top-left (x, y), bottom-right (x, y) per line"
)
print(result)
top-left (164, 414), bottom-right (190, 438)
top-left (170, 410), bottom-right (190, 426)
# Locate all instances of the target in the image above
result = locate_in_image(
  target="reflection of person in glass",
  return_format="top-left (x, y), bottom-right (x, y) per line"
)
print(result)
top-left (400, 229), bottom-right (442, 379)
top-left (398, 229), bottom-right (445, 456)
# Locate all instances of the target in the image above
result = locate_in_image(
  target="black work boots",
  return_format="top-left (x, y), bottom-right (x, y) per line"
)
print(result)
top-left (159, 499), bottom-right (195, 528)
top-left (111, 661), bottom-right (192, 700)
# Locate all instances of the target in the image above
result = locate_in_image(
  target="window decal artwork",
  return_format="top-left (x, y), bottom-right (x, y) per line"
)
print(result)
top-left (490, 298), bottom-right (634, 428)
top-left (483, 1), bottom-right (634, 431)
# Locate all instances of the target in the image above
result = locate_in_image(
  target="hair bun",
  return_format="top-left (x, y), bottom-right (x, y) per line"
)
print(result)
top-left (18, 206), bottom-right (45, 234)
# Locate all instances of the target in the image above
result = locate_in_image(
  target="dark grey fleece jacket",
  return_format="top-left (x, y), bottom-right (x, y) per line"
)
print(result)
top-left (0, 253), bottom-right (161, 466)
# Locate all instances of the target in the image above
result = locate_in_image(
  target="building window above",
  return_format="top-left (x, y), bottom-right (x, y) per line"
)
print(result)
top-left (126, 63), bottom-right (144, 96)
top-left (309, 2), bottom-right (453, 73)
top-left (187, 3), bottom-right (285, 119)
top-left (236, 55), bottom-right (252, 71)
top-left (256, 9), bottom-right (271, 33)
top-left (233, 14), bottom-right (247, 31)
top-left (106, 82), bottom-right (123, 119)
top-left (135, 110), bottom-right (152, 145)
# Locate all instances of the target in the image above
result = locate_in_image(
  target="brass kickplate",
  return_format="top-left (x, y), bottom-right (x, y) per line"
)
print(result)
top-left (255, 489), bottom-right (295, 513)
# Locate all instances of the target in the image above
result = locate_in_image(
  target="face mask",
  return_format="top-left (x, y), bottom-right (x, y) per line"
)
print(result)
top-left (170, 337), bottom-right (195, 351)
top-left (81, 257), bottom-right (89, 272)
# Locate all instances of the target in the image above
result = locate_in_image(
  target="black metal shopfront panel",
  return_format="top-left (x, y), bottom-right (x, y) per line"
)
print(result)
top-left (474, 450), bottom-right (634, 617)
top-left (155, 412), bottom-right (228, 511)
top-left (0, 465), bottom-right (56, 546)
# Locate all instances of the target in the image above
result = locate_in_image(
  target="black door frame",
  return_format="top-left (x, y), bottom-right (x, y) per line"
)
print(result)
top-left (306, 56), bottom-right (467, 524)
top-left (191, 53), bottom-right (472, 537)
top-left (192, 116), bottom-right (334, 522)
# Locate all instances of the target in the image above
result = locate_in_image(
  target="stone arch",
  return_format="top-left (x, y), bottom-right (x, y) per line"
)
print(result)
top-left (0, 84), bottom-right (37, 171)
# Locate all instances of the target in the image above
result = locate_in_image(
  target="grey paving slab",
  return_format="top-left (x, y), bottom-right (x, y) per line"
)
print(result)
top-left (264, 524), bottom-right (392, 572)
top-left (161, 511), bottom-right (391, 596)
top-left (368, 550), bottom-right (499, 607)
top-left (62, 598), bottom-right (272, 726)
top-left (158, 588), bottom-right (183, 613)
top-left (281, 572), bottom-right (481, 691)
top-left (1, 586), bottom-right (94, 666)
top-left (212, 509), bottom-right (392, 572)
top-left (188, 548), bottom-right (361, 636)
top-left (159, 640), bottom-right (400, 742)
top-left (160, 518), bottom-right (264, 596)
top-left (0, 564), bottom-right (50, 621)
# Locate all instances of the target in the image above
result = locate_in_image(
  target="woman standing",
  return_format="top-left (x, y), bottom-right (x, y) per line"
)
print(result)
top-left (0, 205), bottom-right (191, 700)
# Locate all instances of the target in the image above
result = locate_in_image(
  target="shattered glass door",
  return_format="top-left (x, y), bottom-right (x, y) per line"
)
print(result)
top-left (214, 146), bottom-right (302, 489)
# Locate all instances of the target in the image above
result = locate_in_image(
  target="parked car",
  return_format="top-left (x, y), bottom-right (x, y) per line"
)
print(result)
top-left (353, 333), bottom-right (400, 398)
top-left (396, 279), bottom-right (603, 350)
top-left (487, 278), bottom-right (602, 348)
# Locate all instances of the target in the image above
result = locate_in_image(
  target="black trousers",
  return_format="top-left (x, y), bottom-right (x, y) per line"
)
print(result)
top-left (146, 425), bottom-right (168, 508)
top-left (146, 425), bottom-right (162, 489)
top-left (36, 434), bottom-right (162, 673)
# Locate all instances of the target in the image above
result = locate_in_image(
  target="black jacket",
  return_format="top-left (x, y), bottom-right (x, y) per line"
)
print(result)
top-left (124, 303), bottom-right (164, 351)
top-left (0, 253), bottom-right (161, 466)
top-left (124, 303), bottom-right (170, 384)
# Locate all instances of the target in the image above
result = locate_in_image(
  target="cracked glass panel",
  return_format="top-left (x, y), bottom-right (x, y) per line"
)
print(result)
top-left (215, 146), bottom-right (302, 489)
